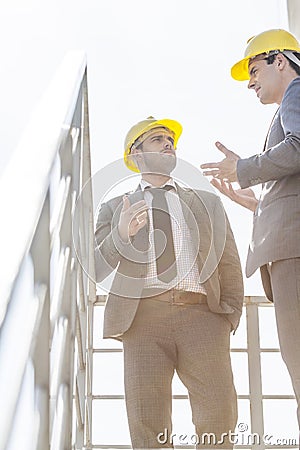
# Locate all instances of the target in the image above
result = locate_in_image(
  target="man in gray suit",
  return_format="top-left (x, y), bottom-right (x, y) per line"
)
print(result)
top-left (201, 28), bottom-right (300, 434)
top-left (95, 116), bottom-right (244, 448)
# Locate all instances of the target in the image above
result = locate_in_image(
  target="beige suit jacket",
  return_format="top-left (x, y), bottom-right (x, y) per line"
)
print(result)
top-left (95, 184), bottom-right (244, 339)
top-left (237, 77), bottom-right (300, 287)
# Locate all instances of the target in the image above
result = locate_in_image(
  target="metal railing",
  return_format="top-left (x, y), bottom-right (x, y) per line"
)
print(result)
top-left (92, 295), bottom-right (298, 450)
top-left (0, 51), bottom-right (96, 450)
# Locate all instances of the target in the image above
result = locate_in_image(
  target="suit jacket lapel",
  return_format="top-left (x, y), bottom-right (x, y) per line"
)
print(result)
top-left (176, 183), bottom-right (195, 223)
top-left (263, 107), bottom-right (280, 152)
top-left (176, 183), bottom-right (208, 237)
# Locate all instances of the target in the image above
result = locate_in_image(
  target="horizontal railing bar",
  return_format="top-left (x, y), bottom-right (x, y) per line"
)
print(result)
top-left (92, 445), bottom-right (300, 450)
top-left (90, 442), bottom-right (292, 449)
top-left (260, 348), bottom-right (281, 352)
top-left (94, 295), bottom-right (271, 307)
top-left (93, 348), bottom-right (122, 353)
top-left (262, 395), bottom-right (296, 399)
top-left (92, 394), bottom-right (295, 400)
top-left (244, 296), bottom-right (272, 305)
top-left (92, 347), bottom-right (261, 353)
top-left (91, 446), bottom-right (131, 449)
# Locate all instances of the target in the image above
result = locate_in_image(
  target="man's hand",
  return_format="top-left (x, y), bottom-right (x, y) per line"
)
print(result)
top-left (200, 142), bottom-right (240, 182)
top-left (210, 179), bottom-right (258, 212)
top-left (118, 196), bottom-right (148, 242)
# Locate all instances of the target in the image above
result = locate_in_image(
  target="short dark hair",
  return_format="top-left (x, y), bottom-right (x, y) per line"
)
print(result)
top-left (265, 52), bottom-right (300, 76)
top-left (287, 52), bottom-right (300, 75)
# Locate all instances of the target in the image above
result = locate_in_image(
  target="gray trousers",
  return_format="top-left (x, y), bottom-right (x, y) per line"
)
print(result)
top-left (122, 298), bottom-right (237, 449)
top-left (268, 258), bottom-right (300, 429)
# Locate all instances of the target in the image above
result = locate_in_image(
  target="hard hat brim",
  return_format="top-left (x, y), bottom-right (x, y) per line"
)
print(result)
top-left (124, 118), bottom-right (183, 172)
top-left (231, 57), bottom-right (251, 81)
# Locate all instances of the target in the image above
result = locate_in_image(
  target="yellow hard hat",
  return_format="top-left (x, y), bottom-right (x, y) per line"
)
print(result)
top-left (231, 29), bottom-right (300, 81)
top-left (124, 116), bottom-right (183, 172)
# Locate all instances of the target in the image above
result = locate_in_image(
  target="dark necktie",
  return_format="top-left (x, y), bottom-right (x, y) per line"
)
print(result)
top-left (150, 186), bottom-right (177, 283)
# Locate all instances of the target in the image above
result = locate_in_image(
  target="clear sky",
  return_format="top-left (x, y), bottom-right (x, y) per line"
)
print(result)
top-left (0, 0), bottom-right (291, 295)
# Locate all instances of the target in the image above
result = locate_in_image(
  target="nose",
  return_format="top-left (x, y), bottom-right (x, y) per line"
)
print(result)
top-left (163, 137), bottom-right (173, 149)
top-left (248, 76), bottom-right (255, 90)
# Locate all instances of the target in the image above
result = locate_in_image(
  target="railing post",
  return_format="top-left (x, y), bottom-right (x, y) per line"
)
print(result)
top-left (246, 296), bottom-right (264, 450)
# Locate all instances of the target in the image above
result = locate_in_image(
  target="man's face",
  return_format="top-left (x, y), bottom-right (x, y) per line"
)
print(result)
top-left (247, 54), bottom-right (282, 105)
top-left (134, 128), bottom-right (177, 175)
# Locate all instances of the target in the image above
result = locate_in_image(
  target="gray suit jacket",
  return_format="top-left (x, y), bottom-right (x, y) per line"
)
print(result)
top-left (237, 77), bottom-right (300, 286)
top-left (95, 183), bottom-right (244, 339)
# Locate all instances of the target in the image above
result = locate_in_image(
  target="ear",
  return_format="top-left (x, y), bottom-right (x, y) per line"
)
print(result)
top-left (130, 144), bottom-right (137, 155)
top-left (130, 145), bottom-right (143, 158)
top-left (276, 53), bottom-right (287, 70)
top-left (128, 145), bottom-right (143, 170)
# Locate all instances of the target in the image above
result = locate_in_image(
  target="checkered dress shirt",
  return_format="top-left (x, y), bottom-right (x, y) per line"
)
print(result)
top-left (140, 179), bottom-right (206, 294)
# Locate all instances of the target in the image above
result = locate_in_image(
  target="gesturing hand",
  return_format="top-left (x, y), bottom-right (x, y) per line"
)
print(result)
top-left (118, 196), bottom-right (148, 242)
top-left (210, 179), bottom-right (258, 212)
top-left (200, 141), bottom-right (240, 182)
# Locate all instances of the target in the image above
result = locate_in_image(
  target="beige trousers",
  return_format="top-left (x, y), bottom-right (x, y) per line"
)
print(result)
top-left (268, 258), bottom-right (300, 430)
top-left (122, 298), bottom-right (237, 449)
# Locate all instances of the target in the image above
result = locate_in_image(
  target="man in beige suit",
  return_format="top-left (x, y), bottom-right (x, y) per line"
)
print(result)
top-left (201, 29), bottom-right (300, 437)
top-left (95, 116), bottom-right (244, 448)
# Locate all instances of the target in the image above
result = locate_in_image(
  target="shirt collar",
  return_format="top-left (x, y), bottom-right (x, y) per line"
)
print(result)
top-left (140, 178), bottom-right (176, 191)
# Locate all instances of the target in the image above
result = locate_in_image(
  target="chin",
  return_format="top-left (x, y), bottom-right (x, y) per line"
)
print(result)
top-left (258, 93), bottom-right (273, 105)
top-left (146, 155), bottom-right (177, 175)
top-left (163, 159), bottom-right (177, 175)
